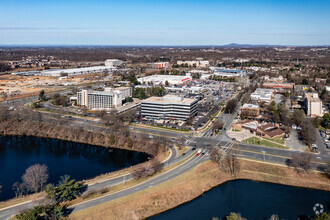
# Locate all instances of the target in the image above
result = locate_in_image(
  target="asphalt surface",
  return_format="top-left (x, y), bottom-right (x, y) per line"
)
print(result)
top-left (70, 149), bottom-right (209, 213)
top-left (0, 146), bottom-right (194, 220)
top-left (1, 94), bottom-right (329, 219)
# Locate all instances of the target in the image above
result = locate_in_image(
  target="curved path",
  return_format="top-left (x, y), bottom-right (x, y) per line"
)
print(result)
top-left (0, 146), bottom-right (190, 220)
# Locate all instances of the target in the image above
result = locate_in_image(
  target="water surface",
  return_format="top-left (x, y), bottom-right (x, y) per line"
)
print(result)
top-left (151, 180), bottom-right (329, 220)
top-left (0, 135), bottom-right (148, 201)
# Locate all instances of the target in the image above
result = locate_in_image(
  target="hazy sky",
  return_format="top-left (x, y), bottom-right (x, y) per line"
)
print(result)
top-left (0, 0), bottom-right (329, 45)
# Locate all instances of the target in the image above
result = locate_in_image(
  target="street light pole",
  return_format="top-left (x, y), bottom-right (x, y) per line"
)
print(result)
top-left (261, 151), bottom-right (266, 161)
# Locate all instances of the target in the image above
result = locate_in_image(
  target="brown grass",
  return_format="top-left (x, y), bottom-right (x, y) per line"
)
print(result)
top-left (0, 192), bottom-right (45, 210)
top-left (68, 160), bottom-right (330, 220)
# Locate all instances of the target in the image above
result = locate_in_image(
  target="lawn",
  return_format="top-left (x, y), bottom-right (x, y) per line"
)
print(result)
top-left (264, 137), bottom-right (285, 145)
top-left (243, 137), bottom-right (288, 149)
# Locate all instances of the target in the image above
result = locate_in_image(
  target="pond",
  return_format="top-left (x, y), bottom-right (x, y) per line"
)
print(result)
top-left (0, 135), bottom-right (149, 201)
top-left (151, 179), bottom-right (330, 220)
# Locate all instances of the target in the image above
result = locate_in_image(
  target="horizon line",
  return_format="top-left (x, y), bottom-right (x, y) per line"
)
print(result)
top-left (0, 43), bottom-right (329, 48)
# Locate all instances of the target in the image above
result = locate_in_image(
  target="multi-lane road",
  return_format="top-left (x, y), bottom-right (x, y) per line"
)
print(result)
top-left (0, 94), bottom-right (329, 219)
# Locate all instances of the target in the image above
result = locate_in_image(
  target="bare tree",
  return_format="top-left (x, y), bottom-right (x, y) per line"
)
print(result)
top-left (131, 158), bottom-right (163, 180)
top-left (0, 106), bottom-right (9, 122)
top-left (209, 146), bottom-right (225, 170)
top-left (22, 164), bottom-right (49, 193)
top-left (175, 137), bottom-right (186, 150)
top-left (225, 99), bottom-right (238, 114)
top-left (224, 145), bottom-right (240, 177)
top-left (150, 158), bottom-right (163, 173)
top-left (212, 120), bottom-right (225, 132)
top-left (12, 182), bottom-right (25, 198)
top-left (289, 152), bottom-right (314, 173)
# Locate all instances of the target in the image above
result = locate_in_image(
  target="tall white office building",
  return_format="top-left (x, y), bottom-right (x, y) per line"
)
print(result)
top-left (77, 87), bottom-right (132, 110)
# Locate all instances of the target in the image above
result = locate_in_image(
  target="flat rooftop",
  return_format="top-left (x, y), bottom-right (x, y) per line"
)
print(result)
top-left (42, 66), bottom-right (116, 74)
top-left (142, 95), bottom-right (197, 105)
top-left (242, 103), bottom-right (259, 108)
top-left (138, 75), bottom-right (192, 80)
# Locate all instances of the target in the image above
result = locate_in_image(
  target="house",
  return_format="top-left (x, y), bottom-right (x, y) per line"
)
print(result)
top-left (232, 120), bottom-right (258, 133)
top-left (256, 123), bottom-right (285, 138)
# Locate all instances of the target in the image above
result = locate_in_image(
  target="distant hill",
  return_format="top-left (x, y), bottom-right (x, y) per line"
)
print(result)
top-left (221, 43), bottom-right (285, 48)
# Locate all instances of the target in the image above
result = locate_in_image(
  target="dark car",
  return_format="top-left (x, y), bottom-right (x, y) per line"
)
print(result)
top-left (326, 142), bottom-right (330, 149)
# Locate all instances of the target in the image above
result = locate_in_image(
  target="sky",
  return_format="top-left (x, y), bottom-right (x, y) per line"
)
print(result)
top-left (0, 0), bottom-right (329, 46)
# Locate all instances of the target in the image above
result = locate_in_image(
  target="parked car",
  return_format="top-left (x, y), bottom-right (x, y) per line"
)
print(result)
top-left (325, 142), bottom-right (330, 149)
top-left (311, 144), bottom-right (318, 151)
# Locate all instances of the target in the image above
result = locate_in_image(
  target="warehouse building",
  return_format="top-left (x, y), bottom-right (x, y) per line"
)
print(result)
top-left (41, 66), bottom-right (116, 77)
top-left (141, 95), bottom-right (198, 120)
top-left (213, 69), bottom-right (247, 77)
top-left (77, 87), bottom-right (132, 110)
top-left (137, 75), bottom-right (192, 85)
top-left (262, 82), bottom-right (295, 90)
top-left (105, 59), bottom-right (123, 67)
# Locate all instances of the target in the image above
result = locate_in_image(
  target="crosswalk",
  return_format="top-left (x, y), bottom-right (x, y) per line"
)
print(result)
top-left (216, 141), bottom-right (234, 153)
top-left (185, 136), bottom-right (197, 145)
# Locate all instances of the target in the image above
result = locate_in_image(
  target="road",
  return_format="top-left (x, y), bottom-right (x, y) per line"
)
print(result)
top-left (1, 94), bottom-right (329, 219)
top-left (0, 146), bottom-right (195, 220)
top-left (70, 149), bottom-right (209, 214)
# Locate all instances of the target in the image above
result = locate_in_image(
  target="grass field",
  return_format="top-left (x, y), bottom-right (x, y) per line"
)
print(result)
top-left (264, 137), bottom-right (285, 145)
top-left (243, 137), bottom-right (288, 149)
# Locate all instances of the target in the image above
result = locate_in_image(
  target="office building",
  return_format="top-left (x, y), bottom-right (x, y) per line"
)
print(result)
top-left (141, 95), bottom-right (198, 120)
top-left (241, 104), bottom-right (260, 118)
top-left (150, 62), bottom-right (169, 69)
top-left (177, 60), bottom-right (209, 67)
top-left (305, 93), bottom-right (323, 117)
top-left (250, 88), bottom-right (274, 103)
top-left (77, 87), bottom-right (132, 110)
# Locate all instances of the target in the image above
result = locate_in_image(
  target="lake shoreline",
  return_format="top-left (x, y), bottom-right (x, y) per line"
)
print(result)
top-left (149, 160), bottom-right (330, 219)
top-left (0, 135), bottom-right (151, 202)
top-left (68, 160), bottom-right (330, 220)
